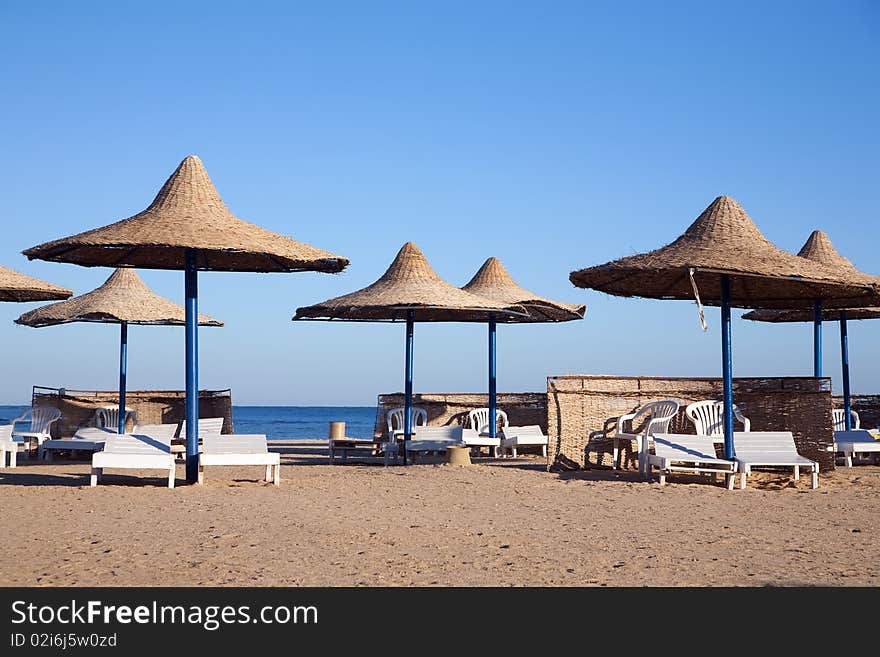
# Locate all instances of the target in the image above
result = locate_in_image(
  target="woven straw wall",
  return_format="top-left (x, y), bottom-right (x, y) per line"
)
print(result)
top-left (547, 376), bottom-right (834, 471)
top-left (31, 386), bottom-right (234, 438)
top-left (833, 394), bottom-right (880, 430)
top-left (375, 392), bottom-right (546, 439)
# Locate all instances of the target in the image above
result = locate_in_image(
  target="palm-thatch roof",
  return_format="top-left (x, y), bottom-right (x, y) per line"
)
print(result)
top-left (743, 231), bottom-right (880, 323)
top-left (461, 257), bottom-right (585, 322)
top-left (0, 265), bottom-right (72, 302)
top-left (294, 242), bottom-right (525, 322)
top-left (23, 156), bottom-right (349, 274)
top-left (16, 268), bottom-right (222, 328)
top-left (569, 196), bottom-right (880, 310)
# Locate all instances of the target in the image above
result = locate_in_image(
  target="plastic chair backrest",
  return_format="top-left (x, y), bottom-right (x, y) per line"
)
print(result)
top-left (832, 408), bottom-right (860, 431)
top-left (467, 408), bottom-right (509, 434)
top-left (386, 407), bottom-right (427, 433)
top-left (95, 406), bottom-right (137, 431)
top-left (686, 400), bottom-right (750, 436)
top-left (635, 399), bottom-right (680, 436)
top-left (17, 406), bottom-right (62, 433)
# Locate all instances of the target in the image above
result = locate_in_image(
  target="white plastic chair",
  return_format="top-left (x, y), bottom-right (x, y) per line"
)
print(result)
top-left (386, 407), bottom-right (427, 438)
top-left (832, 408), bottom-right (860, 431)
top-left (467, 408), bottom-right (509, 435)
top-left (465, 408), bottom-right (509, 457)
top-left (94, 406), bottom-right (138, 432)
top-left (685, 400), bottom-right (751, 439)
top-left (613, 399), bottom-right (680, 474)
top-left (12, 406), bottom-right (62, 454)
top-left (384, 406), bottom-right (427, 464)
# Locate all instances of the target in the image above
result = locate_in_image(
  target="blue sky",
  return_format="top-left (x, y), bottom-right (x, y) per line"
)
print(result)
top-left (0, 1), bottom-right (877, 405)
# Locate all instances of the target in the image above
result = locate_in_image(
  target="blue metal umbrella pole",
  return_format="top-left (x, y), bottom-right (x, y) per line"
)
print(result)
top-left (813, 300), bottom-right (822, 378)
top-left (184, 249), bottom-right (199, 482)
top-left (720, 274), bottom-right (734, 460)
top-left (403, 310), bottom-right (415, 466)
top-left (488, 315), bottom-right (497, 444)
top-left (118, 321), bottom-right (128, 434)
top-left (840, 310), bottom-right (852, 431)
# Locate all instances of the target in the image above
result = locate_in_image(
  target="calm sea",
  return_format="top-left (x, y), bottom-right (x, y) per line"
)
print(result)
top-left (0, 405), bottom-right (378, 442)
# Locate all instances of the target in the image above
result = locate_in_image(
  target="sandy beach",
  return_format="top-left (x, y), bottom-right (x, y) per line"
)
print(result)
top-left (0, 440), bottom-right (877, 587)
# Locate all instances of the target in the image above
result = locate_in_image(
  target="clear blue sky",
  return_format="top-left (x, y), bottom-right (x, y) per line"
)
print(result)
top-left (0, 1), bottom-right (877, 405)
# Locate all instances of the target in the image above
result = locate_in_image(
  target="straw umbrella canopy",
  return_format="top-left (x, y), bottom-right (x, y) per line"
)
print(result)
top-left (463, 257), bottom-right (585, 323)
top-left (295, 242), bottom-right (525, 463)
top-left (16, 268), bottom-right (222, 434)
top-left (24, 155), bottom-right (349, 482)
top-left (743, 231), bottom-right (880, 430)
top-left (0, 265), bottom-right (71, 302)
top-left (569, 195), bottom-right (880, 460)
top-left (461, 257), bottom-right (585, 445)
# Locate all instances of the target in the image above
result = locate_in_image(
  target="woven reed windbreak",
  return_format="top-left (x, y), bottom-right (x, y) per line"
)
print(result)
top-left (23, 155), bottom-right (349, 274)
top-left (294, 242), bottom-right (524, 322)
top-left (461, 257), bottom-right (585, 323)
top-left (546, 375), bottom-right (834, 471)
top-left (15, 268), bottom-right (222, 327)
top-left (374, 392), bottom-right (547, 439)
top-left (31, 386), bottom-right (234, 439)
top-left (0, 265), bottom-right (71, 302)
top-left (569, 197), bottom-right (880, 309)
top-left (743, 231), bottom-right (880, 322)
top-left (833, 395), bottom-right (880, 430)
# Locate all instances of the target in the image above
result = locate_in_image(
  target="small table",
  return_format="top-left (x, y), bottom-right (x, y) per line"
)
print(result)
top-left (329, 437), bottom-right (381, 463)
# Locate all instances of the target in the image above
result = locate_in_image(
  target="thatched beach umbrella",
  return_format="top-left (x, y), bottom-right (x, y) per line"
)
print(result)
top-left (23, 155), bottom-right (348, 481)
top-left (742, 231), bottom-right (880, 430)
top-left (16, 268), bottom-right (222, 433)
top-left (294, 242), bottom-right (524, 463)
top-left (0, 265), bottom-right (71, 302)
top-left (461, 257), bottom-right (585, 443)
top-left (569, 196), bottom-right (880, 459)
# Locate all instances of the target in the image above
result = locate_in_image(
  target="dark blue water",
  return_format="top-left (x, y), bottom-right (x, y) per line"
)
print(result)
top-left (0, 405), bottom-right (377, 442)
top-left (232, 406), bottom-right (377, 441)
top-left (0, 406), bottom-right (29, 425)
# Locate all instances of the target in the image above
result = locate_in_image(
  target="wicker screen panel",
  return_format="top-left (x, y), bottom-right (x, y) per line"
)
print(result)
top-left (30, 386), bottom-right (234, 438)
top-left (547, 375), bottom-right (834, 471)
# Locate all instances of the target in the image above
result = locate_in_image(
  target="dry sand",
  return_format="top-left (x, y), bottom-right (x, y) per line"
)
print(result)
top-left (1, 440), bottom-right (877, 587)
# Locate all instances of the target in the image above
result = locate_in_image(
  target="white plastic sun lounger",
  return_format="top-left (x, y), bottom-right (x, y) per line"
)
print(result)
top-left (733, 431), bottom-right (818, 490)
top-left (833, 430), bottom-right (880, 467)
top-left (198, 434), bottom-right (280, 486)
top-left (90, 425), bottom-right (178, 488)
top-left (405, 426), bottom-right (465, 461)
top-left (0, 425), bottom-right (16, 468)
top-left (646, 434), bottom-right (736, 489)
top-left (173, 417), bottom-right (226, 459)
top-left (39, 427), bottom-right (116, 461)
top-left (499, 425), bottom-right (549, 458)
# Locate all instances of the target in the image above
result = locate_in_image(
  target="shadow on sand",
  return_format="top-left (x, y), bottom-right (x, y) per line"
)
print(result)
top-left (0, 471), bottom-right (89, 487)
